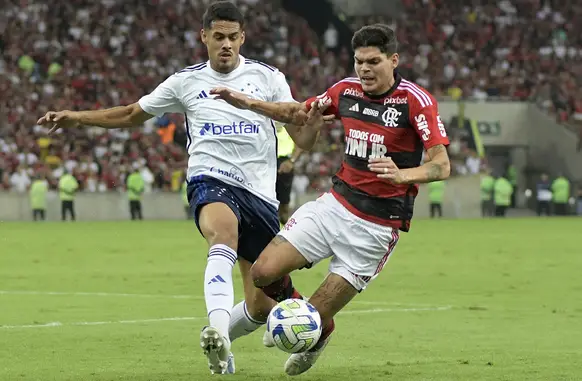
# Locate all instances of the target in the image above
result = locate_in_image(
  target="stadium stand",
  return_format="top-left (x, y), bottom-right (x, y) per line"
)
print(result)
top-left (1, 0), bottom-right (581, 195)
top-left (351, 0), bottom-right (582, 121)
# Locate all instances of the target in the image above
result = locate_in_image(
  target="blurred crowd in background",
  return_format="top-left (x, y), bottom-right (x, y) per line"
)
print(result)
top-left (1, 0), bottom-right (581, 196)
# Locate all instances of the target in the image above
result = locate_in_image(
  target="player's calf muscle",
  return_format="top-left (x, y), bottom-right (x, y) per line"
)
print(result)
top-left (246, 287), bottom-right (274, 320)
top-left (309, 273), bottom-right (358, 324)
top-left (238, 259), bottom-right (274, 320)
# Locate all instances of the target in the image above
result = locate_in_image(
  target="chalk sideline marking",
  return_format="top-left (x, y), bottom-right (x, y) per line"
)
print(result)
top-left (0, 290), bottom-right (444, 307)
top-left (0, 306), bottom-right (452, 330)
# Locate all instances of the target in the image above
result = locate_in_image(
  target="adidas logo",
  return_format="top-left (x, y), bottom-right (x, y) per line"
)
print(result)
top-left (349, 103), bottom-right (360, 112)
top-left (208, 275), bottom-right (226, 284)
top-left (195, 90), bottom-right (208, 99)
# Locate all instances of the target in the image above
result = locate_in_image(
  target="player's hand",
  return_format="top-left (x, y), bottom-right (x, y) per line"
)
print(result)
top-left (210, 87), bottom-right (252, 109)
top-left (278, 159), bottom-right (294, 174)
top-left (368, 157), bottom-right (406, 184)
top-left (305, 98), bottom-right (335, 127)
top-left (37, 111), bottom-right (80, 135)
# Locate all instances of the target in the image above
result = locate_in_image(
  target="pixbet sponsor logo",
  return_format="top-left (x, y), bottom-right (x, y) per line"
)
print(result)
top-left (384, 97), bottom-right (407, 105)
top-left (343, 88), bottom-right (365, 98)
top-left (200, 121), bottom-right (259, 136)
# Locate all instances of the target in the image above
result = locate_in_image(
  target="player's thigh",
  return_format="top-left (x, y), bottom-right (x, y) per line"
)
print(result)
top-left (236, 187), bottom-right (281, 263)
top-left (308, 272), bottom-right (359, 325)
top-left (198, 203), bottom-right (239, 249)
top-left (188, 178), bottom-right (241, 249)
top-left (321, 193), bottom-right (400, 292)
top-left (251, 199), bottom-right (333, 286)
top-left (238, 257), bottom-right (274, 321)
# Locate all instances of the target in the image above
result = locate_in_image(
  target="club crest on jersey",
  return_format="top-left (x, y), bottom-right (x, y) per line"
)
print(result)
top-left (382, 107), bottom-right (402, 128)
top-left (239, 82), bottom-right (262, 97)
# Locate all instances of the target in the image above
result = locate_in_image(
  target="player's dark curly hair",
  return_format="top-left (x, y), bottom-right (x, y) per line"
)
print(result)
top-left (351, 24), bottom-right (398, 55)
top-left (203, 1), bottom-right (245, 29)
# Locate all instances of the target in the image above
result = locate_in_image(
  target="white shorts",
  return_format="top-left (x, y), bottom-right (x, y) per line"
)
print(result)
top-left (280, 192), bottom-right (400, 291)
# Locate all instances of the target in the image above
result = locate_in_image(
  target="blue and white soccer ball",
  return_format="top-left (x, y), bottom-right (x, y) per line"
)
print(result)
top-left (266, 298), bottom-right (322, 353)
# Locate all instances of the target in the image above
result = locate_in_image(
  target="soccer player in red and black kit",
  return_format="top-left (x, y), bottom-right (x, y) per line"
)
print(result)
top-left (211, 24), bottom-right (450, 375)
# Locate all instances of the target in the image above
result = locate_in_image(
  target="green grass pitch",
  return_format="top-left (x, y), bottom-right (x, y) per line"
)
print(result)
top-left (1, 218), bottom-right (581, 380)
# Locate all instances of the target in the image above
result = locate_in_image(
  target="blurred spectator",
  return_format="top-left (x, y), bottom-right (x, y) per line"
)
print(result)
top-left (0, 0), bottom-right (346, 195)
top-left (17, 146), bottom-right (38, 165)
top-left (350, 0), bottom-right (582, 126)
top-left (2, 0), bottom-right (581, 196)
top-left (465, 151), bottom-right (482, 175)
top-left (10, 164), bottom-right (31, 193)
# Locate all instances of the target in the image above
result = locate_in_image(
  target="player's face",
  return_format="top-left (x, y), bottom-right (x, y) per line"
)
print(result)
top-left (201, 21), bottom-right (245, 73)
top-left (354, 47), bottom-right (398, 95)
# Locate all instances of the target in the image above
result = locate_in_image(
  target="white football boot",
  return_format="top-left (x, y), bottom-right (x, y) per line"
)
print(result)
top-left (284, 335), bottom-right (332, 376)
top-left (200, 326), bottom-right (231, 374)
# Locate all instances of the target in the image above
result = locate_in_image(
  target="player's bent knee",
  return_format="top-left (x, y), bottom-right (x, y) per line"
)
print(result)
top-left (250, 262), bottom-right (277, 288)
top-left (252, 235), bottom-right (310, 288)
top-left (204, 228), bottom-right (238, 249)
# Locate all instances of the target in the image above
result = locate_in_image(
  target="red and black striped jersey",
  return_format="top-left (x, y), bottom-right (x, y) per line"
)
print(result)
top-left (305, 73), bottom-right (449, 231)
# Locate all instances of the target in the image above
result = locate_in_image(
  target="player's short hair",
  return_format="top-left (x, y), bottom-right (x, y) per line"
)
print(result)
top-left (351, 24), bottom-right (398, 55)
top-left (202, 1), bottom-right (245, 30)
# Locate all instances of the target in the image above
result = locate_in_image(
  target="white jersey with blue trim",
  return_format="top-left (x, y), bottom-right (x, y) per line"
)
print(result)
top-left (138, 55), bottom-right (295, 207)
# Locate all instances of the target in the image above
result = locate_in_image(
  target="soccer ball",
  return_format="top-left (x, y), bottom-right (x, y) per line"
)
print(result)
top-left (266, 298), bottom-right (322, 353)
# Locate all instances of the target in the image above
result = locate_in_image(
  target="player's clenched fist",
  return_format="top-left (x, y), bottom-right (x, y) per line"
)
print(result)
top-left (37, 110), bottom-right (80, 134)
top-left (368, 157), bottom-right (406, 184)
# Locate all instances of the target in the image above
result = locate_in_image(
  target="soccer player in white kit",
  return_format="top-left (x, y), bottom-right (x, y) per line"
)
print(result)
top-left (37, 1), bottom-right (332, 375)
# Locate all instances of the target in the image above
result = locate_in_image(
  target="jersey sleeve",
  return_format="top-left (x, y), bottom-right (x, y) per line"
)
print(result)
top-left (409, 93), bottom-right (450, 150)
top-left (270, 71), bottom-right (296, 103)
top-left (304, 85), bottom-right (340, 117)
top-left (138, 74), bottom-right (186, 117)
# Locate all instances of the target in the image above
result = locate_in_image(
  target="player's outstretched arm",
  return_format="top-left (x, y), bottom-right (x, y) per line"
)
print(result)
top-left (283, 100), bottom-right (334, 150)
top-left (210, 87), bottom-right (310, 125)
top-left (37, 103), bottom-right (154, 134)
top-left (369, 144), bottom-right (451, 184)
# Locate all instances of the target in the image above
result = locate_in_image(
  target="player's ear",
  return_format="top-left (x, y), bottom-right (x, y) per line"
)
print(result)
top-left (200, 29), bottom-right (208, 44)
top-left (390, 53), bottom-right (399, 69)
top-left (240, 30), bottom-right (245, 46)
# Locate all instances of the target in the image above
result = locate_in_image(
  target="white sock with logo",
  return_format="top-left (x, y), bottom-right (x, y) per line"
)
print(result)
top-left (229, 301), bottom-right (266, 342)
top-left (204, 244), bottom-right (237, 342)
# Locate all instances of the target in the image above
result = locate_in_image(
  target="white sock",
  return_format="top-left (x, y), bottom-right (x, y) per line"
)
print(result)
top-left (229, 301), bottom-right (266, 342)
top-left (204, 244), bottom-right (237, 342)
